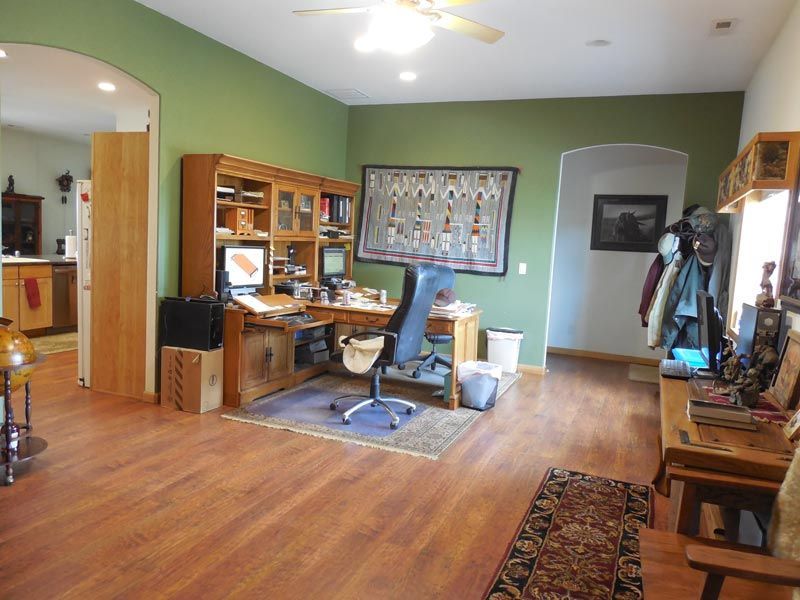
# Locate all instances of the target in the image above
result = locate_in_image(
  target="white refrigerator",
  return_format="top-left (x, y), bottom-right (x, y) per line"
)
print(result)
top-left (76, 180), bottom-right (92, 387)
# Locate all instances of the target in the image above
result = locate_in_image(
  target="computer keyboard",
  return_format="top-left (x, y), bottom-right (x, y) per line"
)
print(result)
top-left (659, 359), bottom-right (693, 380)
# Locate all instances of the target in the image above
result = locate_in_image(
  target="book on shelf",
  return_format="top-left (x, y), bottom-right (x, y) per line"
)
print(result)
top-left (216, 185), bottom-right (235, 201)
top-left (687, 398), bottom-right (754, 423)
top-left (689, 415), bottom-right (758, 430)
top-left (320, 196), bottom-right (330, 221)
top-left (327, 195), bottom-right (352, 225)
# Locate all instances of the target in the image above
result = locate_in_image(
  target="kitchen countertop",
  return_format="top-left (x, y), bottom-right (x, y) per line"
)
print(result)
top-left (2, 255), bottom-right (77, 266)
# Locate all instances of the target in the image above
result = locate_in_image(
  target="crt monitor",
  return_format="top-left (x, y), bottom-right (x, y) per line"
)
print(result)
top-left (697, 290), bottom-right (723, 372)
top-left (220, 246), bottom-right (265, 291)
top-left (321, 247), bottom-right (346, 279)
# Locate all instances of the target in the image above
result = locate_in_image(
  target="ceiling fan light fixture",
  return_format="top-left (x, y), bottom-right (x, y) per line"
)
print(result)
top-left (356, 4), bottom-right (435, 55)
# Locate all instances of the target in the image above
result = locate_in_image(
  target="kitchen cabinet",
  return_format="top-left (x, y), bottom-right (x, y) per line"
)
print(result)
top-left (2, 265), bottom-right (52, 332)
top-left (1, 194), bottom-right (43, 255)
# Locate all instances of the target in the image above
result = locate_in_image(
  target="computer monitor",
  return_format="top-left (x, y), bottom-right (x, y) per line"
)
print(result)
top-left (220, 245), bottom-right (265, 294)
top-left (697, 290), bottom-right (723, 372)
top-left (321, 247), bottom-right (346, 279)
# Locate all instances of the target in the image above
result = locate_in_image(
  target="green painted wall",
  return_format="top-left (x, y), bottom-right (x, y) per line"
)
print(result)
top-left (346, 93), bottom-right (744, 366)
top-left (0, 0), bottom-right (349, 296)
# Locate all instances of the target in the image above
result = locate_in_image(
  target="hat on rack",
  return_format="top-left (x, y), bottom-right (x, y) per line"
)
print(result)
top-left (658, 232), bottom-right (679, 265)
top-left (688, 210), bottom-right (718, 234)
top-left (435, 288), bottom-right (456, 307)
top-left (693, 233), bottom-right (718, 267)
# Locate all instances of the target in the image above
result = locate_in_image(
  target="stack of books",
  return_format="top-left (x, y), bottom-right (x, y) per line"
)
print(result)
top-left (321, 195), bottom-right (352, 224)
top-left (216, 185), bottom-right (235, 201)
top-left (687, 397), bottom-right (757, 430)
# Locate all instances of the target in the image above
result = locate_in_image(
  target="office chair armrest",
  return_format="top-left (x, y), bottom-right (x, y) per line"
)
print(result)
top-left (685, 544), bottom-right (800, 588)
top-left (341, 330), bottom-right (398, 358)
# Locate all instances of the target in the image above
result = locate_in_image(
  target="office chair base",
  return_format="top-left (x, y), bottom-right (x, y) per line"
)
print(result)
top-left (411, 352), bottom-right (452, 379)
top-left (330, 369), bottom-right (417, 429)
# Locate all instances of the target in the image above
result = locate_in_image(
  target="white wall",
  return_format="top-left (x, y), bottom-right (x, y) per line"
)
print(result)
top-left (548, 145), bottom-right (688, 360)
top-left (739, 0), bottom-right (800, 147)
top-left (1, 126), bottom-right (90, 254)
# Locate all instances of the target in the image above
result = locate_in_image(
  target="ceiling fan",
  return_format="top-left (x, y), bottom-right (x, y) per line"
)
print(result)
top-left (293, 0), bottom-right (505, 48)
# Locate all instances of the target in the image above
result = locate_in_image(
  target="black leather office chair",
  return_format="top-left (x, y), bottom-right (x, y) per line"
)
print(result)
top-left (331, 263), bottom-right (452, 428)
top-left (411, 268), bottom-right (455, 379)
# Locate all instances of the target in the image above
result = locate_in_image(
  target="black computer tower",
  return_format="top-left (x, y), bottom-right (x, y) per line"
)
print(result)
top-left (160, 297), bottom-right (224, 351)
top-left (737, 303), bottom-right (780, 356)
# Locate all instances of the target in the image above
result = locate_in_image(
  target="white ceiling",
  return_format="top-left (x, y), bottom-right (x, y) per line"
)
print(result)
top-left (135, 0), bottom-right (794, 105)
top-left (0, 44), bottom-right (155, 143)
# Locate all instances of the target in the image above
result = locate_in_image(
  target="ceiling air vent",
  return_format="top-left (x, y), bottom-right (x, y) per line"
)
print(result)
top-left (325, 88), bottom-right (370, 101)
top-left (711, 19), bottom-right (738, 35)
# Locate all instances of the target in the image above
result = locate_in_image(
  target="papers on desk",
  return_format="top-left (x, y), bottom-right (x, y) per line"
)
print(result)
top-left (332, 300), bottom-right (393, 311)
top-left (430, 301), bottom-right (476, 318)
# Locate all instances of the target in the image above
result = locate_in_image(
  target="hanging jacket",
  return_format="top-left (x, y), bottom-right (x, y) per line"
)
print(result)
top-left (708, 222), bottom-right (731, 320)
top-left (648, 251), bottom-right (684, 348)
top-left (639, 254), bottom-right (664, 327)
top-left (661, 253), bottom-right (705, 350)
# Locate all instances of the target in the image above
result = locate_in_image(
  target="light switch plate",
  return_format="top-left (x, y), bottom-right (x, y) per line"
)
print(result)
top-left (518, 262), bottom-right (527, 275)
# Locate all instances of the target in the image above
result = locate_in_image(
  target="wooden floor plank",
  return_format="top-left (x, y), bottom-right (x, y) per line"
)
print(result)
top-left (1, 351), bottom-right (667, 599)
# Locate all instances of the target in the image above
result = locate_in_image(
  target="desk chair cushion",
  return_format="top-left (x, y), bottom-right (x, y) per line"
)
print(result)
top-left (769, 448), bottom-right (800, 574)
top-left (425, 333), bottom-right (453, 346)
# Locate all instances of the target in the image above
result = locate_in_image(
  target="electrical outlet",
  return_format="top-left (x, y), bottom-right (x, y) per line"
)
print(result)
top-left (518, 262), bottom-right (527, 275)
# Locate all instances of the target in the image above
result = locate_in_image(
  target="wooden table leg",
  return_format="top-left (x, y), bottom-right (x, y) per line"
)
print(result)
top-left (721, 508), bottom-right (741, 543)
top-left (676, 482), bottom-right (701, 536)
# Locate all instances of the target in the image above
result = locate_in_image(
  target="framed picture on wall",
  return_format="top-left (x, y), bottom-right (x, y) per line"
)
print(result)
top-left (590, 194), bottom-right (668, 252)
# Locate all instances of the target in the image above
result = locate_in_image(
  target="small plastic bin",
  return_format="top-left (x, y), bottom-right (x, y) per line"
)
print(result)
top-left (486, 328), bottom-right (523, 373)
top-left (457, 361), bottom-right (502, 411)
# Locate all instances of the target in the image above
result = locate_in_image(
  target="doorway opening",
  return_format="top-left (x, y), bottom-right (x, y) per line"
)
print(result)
top-left (0, 43), bottom-right (160, 399)
top-left (545, 144), bottom-right (689, 367)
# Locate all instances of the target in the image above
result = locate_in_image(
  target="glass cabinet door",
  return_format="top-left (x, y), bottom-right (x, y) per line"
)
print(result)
top-left (298, 190), bottom-right (316, 234)
top-left (276, 188), bottom-right (295, 233)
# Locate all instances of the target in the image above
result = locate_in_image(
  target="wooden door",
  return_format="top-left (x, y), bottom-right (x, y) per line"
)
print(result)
top-left (19, 277), bottom-right (52, 330)
top-left (2, 280), bottom-right (19, 331)
top-left (240, 328), bottom-right (269, 390)
top-left (91, 132), bottom-right (149, 400)
top-left (275, 186), bottom-right (297, 236)
top-left (267, 329), bottom-right (292, 380)
top-left (296, 188), bottom-right (319, 237)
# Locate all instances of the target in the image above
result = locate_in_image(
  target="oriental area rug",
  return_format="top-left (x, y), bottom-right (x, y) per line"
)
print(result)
top-left (222, 368), bottom-right (520, 460)
top-left (485, 468), bottom-right (653, 600)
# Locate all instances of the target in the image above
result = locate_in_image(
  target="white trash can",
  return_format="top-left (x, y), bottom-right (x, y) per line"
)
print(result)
top-left (486, 328), bottom-right (523, 373)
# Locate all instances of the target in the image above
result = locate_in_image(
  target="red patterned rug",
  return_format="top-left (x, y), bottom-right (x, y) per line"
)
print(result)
top-left (485, 468), bottom-right (653, 599)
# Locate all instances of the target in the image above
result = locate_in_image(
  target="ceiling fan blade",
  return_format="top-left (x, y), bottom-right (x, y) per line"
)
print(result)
top-left (293, 6), bottom-right (372, 16)
top-left (432, 9), bottom-right (505, 43)
top-left (432, 0), bottom-right (483, 7)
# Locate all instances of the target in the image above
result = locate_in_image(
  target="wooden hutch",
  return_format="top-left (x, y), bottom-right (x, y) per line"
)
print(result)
top-left (180, 154), bottom-right (359, 407)
top-left (2, 193), bottom-right (43, 255)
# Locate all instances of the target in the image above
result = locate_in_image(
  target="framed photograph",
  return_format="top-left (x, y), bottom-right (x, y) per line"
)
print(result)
top-left (784, 411), bottom-right (800, 442)
top-left (590, 194), bottom-right (668, 252)
top-left (769, 329), bottom-right (800, 410)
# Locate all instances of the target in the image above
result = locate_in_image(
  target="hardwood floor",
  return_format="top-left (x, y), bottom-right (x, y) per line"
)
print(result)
top-left (1, 352), bottom-right (666, 599)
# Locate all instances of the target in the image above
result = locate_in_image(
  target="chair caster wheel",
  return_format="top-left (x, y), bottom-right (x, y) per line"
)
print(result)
top-left (329, 402), bottom-right (337, 410)
top-left (397, 363), bottom-right (405, 370)
top-left (411, 370), bottom-right (421, 379)
top-left (406, 407), bottom-right (415, 415)
top-left (342, 417), bottom-right (351, 425)
top-left (390, 421), bottom-right (398, 429)
top-left (370, 402), bottom-right (378, 407)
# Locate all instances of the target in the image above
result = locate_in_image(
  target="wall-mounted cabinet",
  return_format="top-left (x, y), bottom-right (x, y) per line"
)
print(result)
top-left (717, 132), bottom-right (800, 213)
top-left (2, 193), bottom-right (43, 255)
top-left (181, 154), bottom-right (358, 298)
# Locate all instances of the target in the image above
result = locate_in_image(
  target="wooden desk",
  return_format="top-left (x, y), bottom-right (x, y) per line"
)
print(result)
top-left (305, 300), bottom-right (481, 410)
top-left (658, 376), bottom-right (795, 537)
top-left (222, 294), bottom-right (481, 410)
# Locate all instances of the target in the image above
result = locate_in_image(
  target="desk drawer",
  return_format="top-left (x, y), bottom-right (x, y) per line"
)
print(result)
top-left (306, 307), bottom-right (347, 323)
top-left (426, 320), bottom-right (454, 335)
top-left (349, 312), bottom-right (390, 328)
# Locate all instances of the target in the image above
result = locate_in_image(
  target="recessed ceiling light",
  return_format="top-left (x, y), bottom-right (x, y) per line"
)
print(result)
top-left (399, 71), bottom-right (417, 82)
top-left (586, 39), bottom-right (611, 47)
top-left (0, 49), bottom-right (7, 59)
top-left (97, 81), bottom-right (116, 92)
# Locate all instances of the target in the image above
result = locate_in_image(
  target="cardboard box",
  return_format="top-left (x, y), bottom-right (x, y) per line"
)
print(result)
top-left (161, 347), bottom-right (223, 413)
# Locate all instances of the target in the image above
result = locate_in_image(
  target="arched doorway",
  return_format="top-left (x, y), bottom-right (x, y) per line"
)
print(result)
top-left (546, 144), bottom-right (689, 365)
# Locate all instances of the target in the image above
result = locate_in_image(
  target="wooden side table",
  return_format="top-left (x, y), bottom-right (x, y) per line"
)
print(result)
top-left (2, 376), bottom-right (47, 485)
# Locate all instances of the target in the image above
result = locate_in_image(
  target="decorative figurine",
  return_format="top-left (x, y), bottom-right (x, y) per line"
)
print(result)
top-left (56, 170), bottom-right (73, 205)
top-left (756, 261), bottom-right (777, 308)
top-left (4, 175), bottom-right (14, 194)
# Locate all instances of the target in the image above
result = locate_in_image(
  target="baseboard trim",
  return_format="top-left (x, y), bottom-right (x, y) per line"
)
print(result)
top-left (546, 347), bottom-right (660, 367)
top-left (143, 391), bottom-right (160, 404)
top-left (517, 363), bottom-right (547, 376)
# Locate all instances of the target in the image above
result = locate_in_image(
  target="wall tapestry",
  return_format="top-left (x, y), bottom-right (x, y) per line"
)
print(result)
top-left (356, 165), bottom-right (519, 276)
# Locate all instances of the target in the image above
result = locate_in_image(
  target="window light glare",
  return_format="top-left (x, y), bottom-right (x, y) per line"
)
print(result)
top-left (97, 81), bottom-right (116, 92)
top-left (399, 71), bottom-right (417, 82)
top-left (0, 49), bottom-right (7, 59)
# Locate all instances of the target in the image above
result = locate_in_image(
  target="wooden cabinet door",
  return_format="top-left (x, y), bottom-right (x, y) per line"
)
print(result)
top-left (296, 188), bottom-right (318, 237)
top-left (3, 280), bottom-right (19, 331)
top-left (19, 277), bottom-right (52, 330)
top-left (240, 328), bottom-right (269, 390)
top-left (267, 329), bottom-right (292, 380)
top-left (275, 186), bottom-right (297, 236)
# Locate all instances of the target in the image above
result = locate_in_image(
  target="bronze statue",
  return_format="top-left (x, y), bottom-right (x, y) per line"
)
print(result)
top-left (756, 261), bottom-right (777, 308)
top-left (4, 175), bottom-right (14, 194)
